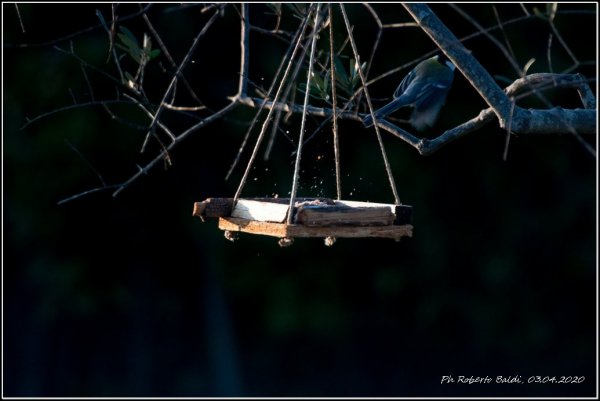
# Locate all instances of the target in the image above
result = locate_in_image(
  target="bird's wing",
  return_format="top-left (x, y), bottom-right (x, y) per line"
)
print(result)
top-left (405, 69), bottom-right (453, 105)
top-left (393, 67), bottom-right (418, 99)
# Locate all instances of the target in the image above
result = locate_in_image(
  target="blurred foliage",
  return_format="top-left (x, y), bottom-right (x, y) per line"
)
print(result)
top-left (3, 3), bottom-right (597, 397)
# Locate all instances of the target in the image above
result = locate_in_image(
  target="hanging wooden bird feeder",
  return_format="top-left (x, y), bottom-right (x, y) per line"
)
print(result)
top-left (193, 197), bottom-right (412, 246)
top-left (193, 4), bottom-right (413, 246)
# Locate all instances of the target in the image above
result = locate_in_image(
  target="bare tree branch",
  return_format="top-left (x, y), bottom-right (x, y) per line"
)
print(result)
top-left (112, 101), bottom-right (239, 197)
top-left (237, 4), bottom-right (250, 98)
top-left (402, 4), bottom-right (596, 137)
top-left (232, 5), bottom-right (316, 203)
top-left (139, 7), bottom-right (224, 154)
top-left (238, 72), bottom-right (595, 157)
top-left (381, 73), bottom-right (596, 155)
top-left (403, 3), bottom-right (515, 128)
top-left (7, 4), bottom-right (153, 48)
top-left (15, 4), bottom-right (592, 204)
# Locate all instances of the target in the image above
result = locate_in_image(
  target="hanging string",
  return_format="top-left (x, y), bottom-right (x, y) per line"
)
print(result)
top-left (232, 5), bottom-right (315, 205)
top-left (339, 4), bottom-right (401, 205)
top-left (226, 5), bottom-right (310, 180)
top-left (329, 4), bottom-right (342, 200)
top-left (288, 3), bottom-right (322, 224)
top-left (264, 33), bottom-right (312, 161)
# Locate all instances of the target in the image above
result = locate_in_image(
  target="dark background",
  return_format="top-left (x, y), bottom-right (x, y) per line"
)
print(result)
top-left (3, 3), bottom-right (597, 397)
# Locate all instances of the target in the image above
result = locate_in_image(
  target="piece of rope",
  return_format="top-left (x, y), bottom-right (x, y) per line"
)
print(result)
top-left (329, 4), bottom-right (342, 200)
top-left (288, 3), bottom-right (322, 224)
top-left (339, 4), bottom-right (401, 205)
top-left (233, 5), bottom-right (315, 205)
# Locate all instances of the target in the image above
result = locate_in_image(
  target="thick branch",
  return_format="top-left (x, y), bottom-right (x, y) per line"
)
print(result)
top-left (380, 73), bottom-right (596, 155)
top-left (516, 108), bottom-right (596, 134)
top-left (240, 72), bottom-right (595, 156)
top-left (505, 73), bottom-right (596, 134)
top-left (402, 4), bottom-right (514, 128)
top-left (506, 73), bottom-right (596, 109)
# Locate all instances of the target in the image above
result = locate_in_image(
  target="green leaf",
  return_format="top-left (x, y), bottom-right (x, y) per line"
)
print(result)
top-left (148, 49), bottom-right (161, 60)
top-left (308, 72), bottom-right (329, 100)
top-left (349, 59), bottom-right (366, 89)
top-left (116, 26), bottom-right (145, 63)
top-left (311, 72), bottom-right (324, 90)
top-left (322, 69), bottom-right (330, 95)
top-left (333, 55), bottom-right (350, 88)
top-left (118, 26), bottom-right (139, 49)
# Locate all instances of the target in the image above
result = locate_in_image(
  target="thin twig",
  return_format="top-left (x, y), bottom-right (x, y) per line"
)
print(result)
top-left (113, 101), bottom-right (239, 197)
top-left (14, 4), bottom-right (26, 33)
top-left (161, 104), bottom-right (206, 111)
top-left (548, 19), bottom-right (579, 66)
top-left (449, 4), bottom-right (522, 76)
top-left (123, 93), bottom-right (176, 142)
top-left (238, 4), bottom-right (250, 98)
top-left (58, 185), bottom-right (120, 206)
top-left (365, 13), bottom-right (534, 90)
top-left (101, 104), bottom-right (147, 130)
top-left (53, 44), bottom-right (122, 86)
top-left (237, 96), bottom-right (360, 121)
top-left (249, 25), bottom-right (293, 41)
top-left (140, 7), bottom-right (222, 153)
top-left (68, 88), bottom-right (77, 104)
top-left (80, 64), bottom-right (95, 101)
top-left (21, 100), bottom-right (132, 130)
top-left (142, 7), bottom-right (205, 107)
top-left (519, 3), bottom-right (531, 16)
top-left (502, 100), bottom-right (516, 161)
top-left (7, 4), bottom-right (153, 48)
top-left (95, 9), bottom-right (125, 83)
top-left (492, 6), bottom-right (518, 68)
top-left (64, 138), bottom-right (106, 186)
top-left (546, 34), bottom-right (555, 76)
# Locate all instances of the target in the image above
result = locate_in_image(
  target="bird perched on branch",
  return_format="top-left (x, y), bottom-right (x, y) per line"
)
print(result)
top-left (362, 54), bottom-right (455, 131)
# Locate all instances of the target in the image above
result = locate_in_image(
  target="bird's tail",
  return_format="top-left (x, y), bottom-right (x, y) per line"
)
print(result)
top-left (362, 97), bottom-right (409, 128)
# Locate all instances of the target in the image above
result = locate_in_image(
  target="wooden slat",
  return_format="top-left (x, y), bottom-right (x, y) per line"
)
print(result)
top-left (334, 200), bottom-right (412, 225)
top-left (231, 199), bottom-right (290, 223)
top-left (193, 197), bottom-right (332, 219)
top-left (193, 198), bottom-right (233, 218)
top-left (195, 198), bottom-right (414, 241)
top-left (295, 203), bottom-right (395, 226)
top-left (218, 217), bottom-right (413, 241)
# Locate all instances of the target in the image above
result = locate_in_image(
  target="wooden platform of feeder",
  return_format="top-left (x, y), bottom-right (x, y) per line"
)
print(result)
top-left (193, 197), bottom-right (413, 241)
